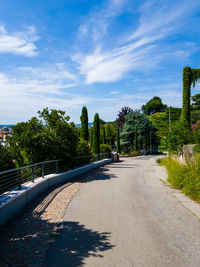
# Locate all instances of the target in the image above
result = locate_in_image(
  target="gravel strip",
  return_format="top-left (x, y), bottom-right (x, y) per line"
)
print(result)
top-left (0, 180), bottom-right (82, 267)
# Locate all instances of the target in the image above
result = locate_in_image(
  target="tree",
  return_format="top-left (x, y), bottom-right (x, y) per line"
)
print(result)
top-left (102, 126), bottom-right (106, 144)
top-left (117, 126), bottom-right (121, 154)
top-left (80, 106), bottom-right (89, 141)
top-left (142, 96), bottom-right (167, 115)
top-left (167, 121), bottom-right (194, 153)
top-left (116, 106), bottom-right (133, 128)
top-left (105, 123), bottom-right (116, 147)
top-left (134, 124), bottom-right (138, 151)
top-left (10, 108), bottom-right (78, 166)
top-left (0, 144), bottom-right (15, 171)
top-left (182, 67), bottom-right (192, 124)
top-left (181, 66), bottom-right (200, 124)
top-left (120, 110), bottom-right (157, 153)
top-left (191, 94), bottom-right (200, 111)
top-left (92, 113), bottom-right (100, 154)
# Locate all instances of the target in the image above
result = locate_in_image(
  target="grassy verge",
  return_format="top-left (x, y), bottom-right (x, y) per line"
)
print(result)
top-left (158, 157), bottom-right (200, 202)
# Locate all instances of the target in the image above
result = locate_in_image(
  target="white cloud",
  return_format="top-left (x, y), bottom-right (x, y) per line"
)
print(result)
top-left (0, 69), bottom-right (88, 124)
top-left (74, 0), bottom-right (197, 84)
top-left (0, 25), bottom-right (39, 56)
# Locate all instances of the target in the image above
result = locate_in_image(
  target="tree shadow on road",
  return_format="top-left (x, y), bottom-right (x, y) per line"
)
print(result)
top-left (43, 221), bottom-right (115, 267)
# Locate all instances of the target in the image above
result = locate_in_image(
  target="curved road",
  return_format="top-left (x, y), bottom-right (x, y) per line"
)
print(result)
top-left (44, 156), bottom-right (200, 267)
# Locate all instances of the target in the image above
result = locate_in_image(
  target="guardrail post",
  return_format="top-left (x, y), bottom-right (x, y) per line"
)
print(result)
top-left (42, 163), bottom-right (44, 178)
top-left (32, 166), bottom-right (34, 183)
top-left (18, 169), bottom-right (22, 190)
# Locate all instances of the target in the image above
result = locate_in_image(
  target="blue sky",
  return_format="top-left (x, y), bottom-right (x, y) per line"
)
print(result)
top-left (0, 0), bottom-right (200, 124)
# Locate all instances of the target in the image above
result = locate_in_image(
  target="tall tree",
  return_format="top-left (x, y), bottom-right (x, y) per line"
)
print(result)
top-left (142, 96), bottom-right (167, 115)
top-left (182, 67), bottom-right (192, 124)
top-left (116, 106), bottom-right (133, 128)
top-left (117, 126), bottom-right (121, 154)
top-left (134, 124), bottom-right (138, 151)
top-left (93, 113), bottom-right (100, 154)
top-left (102, 126), bottom-right (106, 144)
top-left (80, 106), bottom-right (89, 141)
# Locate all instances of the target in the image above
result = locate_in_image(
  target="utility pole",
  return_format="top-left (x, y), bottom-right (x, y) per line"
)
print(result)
top-left (169, 106), bottom-right (171, 132)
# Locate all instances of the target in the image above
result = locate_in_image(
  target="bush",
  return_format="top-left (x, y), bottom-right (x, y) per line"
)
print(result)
top-left (160, 157), bottom-right (200, 201)
top-left (128, 150), bottom-right (140, 156)
top-left (100, 144), bottom-right (112, 153)
top-left (77, 140), bottom-right (91, 157)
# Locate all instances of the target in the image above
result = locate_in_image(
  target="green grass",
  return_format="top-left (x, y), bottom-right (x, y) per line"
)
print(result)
top-left (159, 157), bottom-right (200, 202)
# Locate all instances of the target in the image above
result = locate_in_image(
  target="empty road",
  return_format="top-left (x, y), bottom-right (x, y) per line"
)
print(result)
top-left (44, 156), bottom-right (200, 267)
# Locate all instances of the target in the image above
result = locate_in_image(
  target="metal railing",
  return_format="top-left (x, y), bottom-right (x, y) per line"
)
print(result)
top-left (0, 153), bottom-right (111, 195)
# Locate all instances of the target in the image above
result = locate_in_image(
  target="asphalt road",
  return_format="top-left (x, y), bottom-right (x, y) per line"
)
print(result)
top-left (44, 156), bottom-right (200, 267)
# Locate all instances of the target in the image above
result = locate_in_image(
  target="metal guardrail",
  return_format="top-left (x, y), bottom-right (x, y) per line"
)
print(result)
top-left (0, 153), bottom-right (111, 195)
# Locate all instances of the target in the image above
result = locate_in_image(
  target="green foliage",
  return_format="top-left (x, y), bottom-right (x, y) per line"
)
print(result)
top-left (100, 144), bottom-right (112, 153)
top-left (90, 127), bottom-right (93, 147)
top-left (102, 126), bottom-right (106, 144)
top-left (148, 107), bottom-right (181, 149)
top-left (182, 66), bottom-right (192, 124)
top-left (80, 106), bottom-right (89, 141)
top-left (116, 106), bottom-right (133, 128)
top-left (191, 94), bottom-right (200, 111)
top-left (120, 110), bottom-right (157, 153)
top-left (105, 123), bottom-right (116, 147)
top-left (142, 96), bottom-right (167, 115)
top-left (0, 144), bottom-right (15, 171)
top-left (116, 127), bottom-right (121, 153)
top-left (191, 110), bottom-right (200, 124)
top-left (166, 120), bottom-right (194, 153)
top-left (161, 157), bottom-right (200, 202)
top-left (92, 113), bottom-right (100, 154)
top-left (10, 108), bottom-right (78, 166)
top-left (134, 124), bottom-right (138, 151)
top-left (76, 140), bottom-right (91, 157)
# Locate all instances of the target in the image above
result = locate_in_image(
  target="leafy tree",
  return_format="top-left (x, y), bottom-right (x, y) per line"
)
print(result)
top-left (80, 106), bottom-right (89, 141)
top-left (134, 124), bottom-right (138, 151)
top-left (93, 113), bottom-right (100, 154)
top-left (120, 110), bottom-right (157, 153)
top-left (0, 144), bottom-right (15, 171)
top-left (142, 96), bottom-right (167, 115)
top-left (116, 106), bottom-right (133, 128)
top-left (117, 126), bottom-right (121, 154)
top-left (10, 108), bottom-right (78, 166)
top-left (191, 94), bottom-right (200, 110)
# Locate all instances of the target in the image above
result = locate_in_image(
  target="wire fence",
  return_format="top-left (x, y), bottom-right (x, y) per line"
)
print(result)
top-left (0, 153), bottom-right (112, 195)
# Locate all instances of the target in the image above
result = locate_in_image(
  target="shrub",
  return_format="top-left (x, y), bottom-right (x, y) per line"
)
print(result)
top-left (161, 157), bottom-right (200, 202)
top-left (100, 144), bottom-right (112, 153)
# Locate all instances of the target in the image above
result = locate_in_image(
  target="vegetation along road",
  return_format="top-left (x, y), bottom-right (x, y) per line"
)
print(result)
top-left (44, 156), bottom-right (200, 267)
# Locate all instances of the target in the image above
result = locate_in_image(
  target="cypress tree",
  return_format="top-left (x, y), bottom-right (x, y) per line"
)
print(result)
top-left (80, 106), bottom-right (89, 141)
top-left (90, 127), bottom-right (93, 148)
top-left (93, 113), bottom-right (100, 154)
top-left (181, 66), bottom-right (192, 125)
top-left (102, 126), bottom-right (106, 144)
top-left (117, 126), bottom-right (121, 154)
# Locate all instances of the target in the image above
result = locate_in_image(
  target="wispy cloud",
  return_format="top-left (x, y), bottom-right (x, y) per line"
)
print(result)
top-left (0, 25), bottom-right (39, 56)
top-left (74, 0), bottom-right (198, 84)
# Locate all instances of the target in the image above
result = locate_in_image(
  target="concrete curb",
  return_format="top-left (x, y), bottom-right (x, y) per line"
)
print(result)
top-left (0, 158), bottom-right (112, 227)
